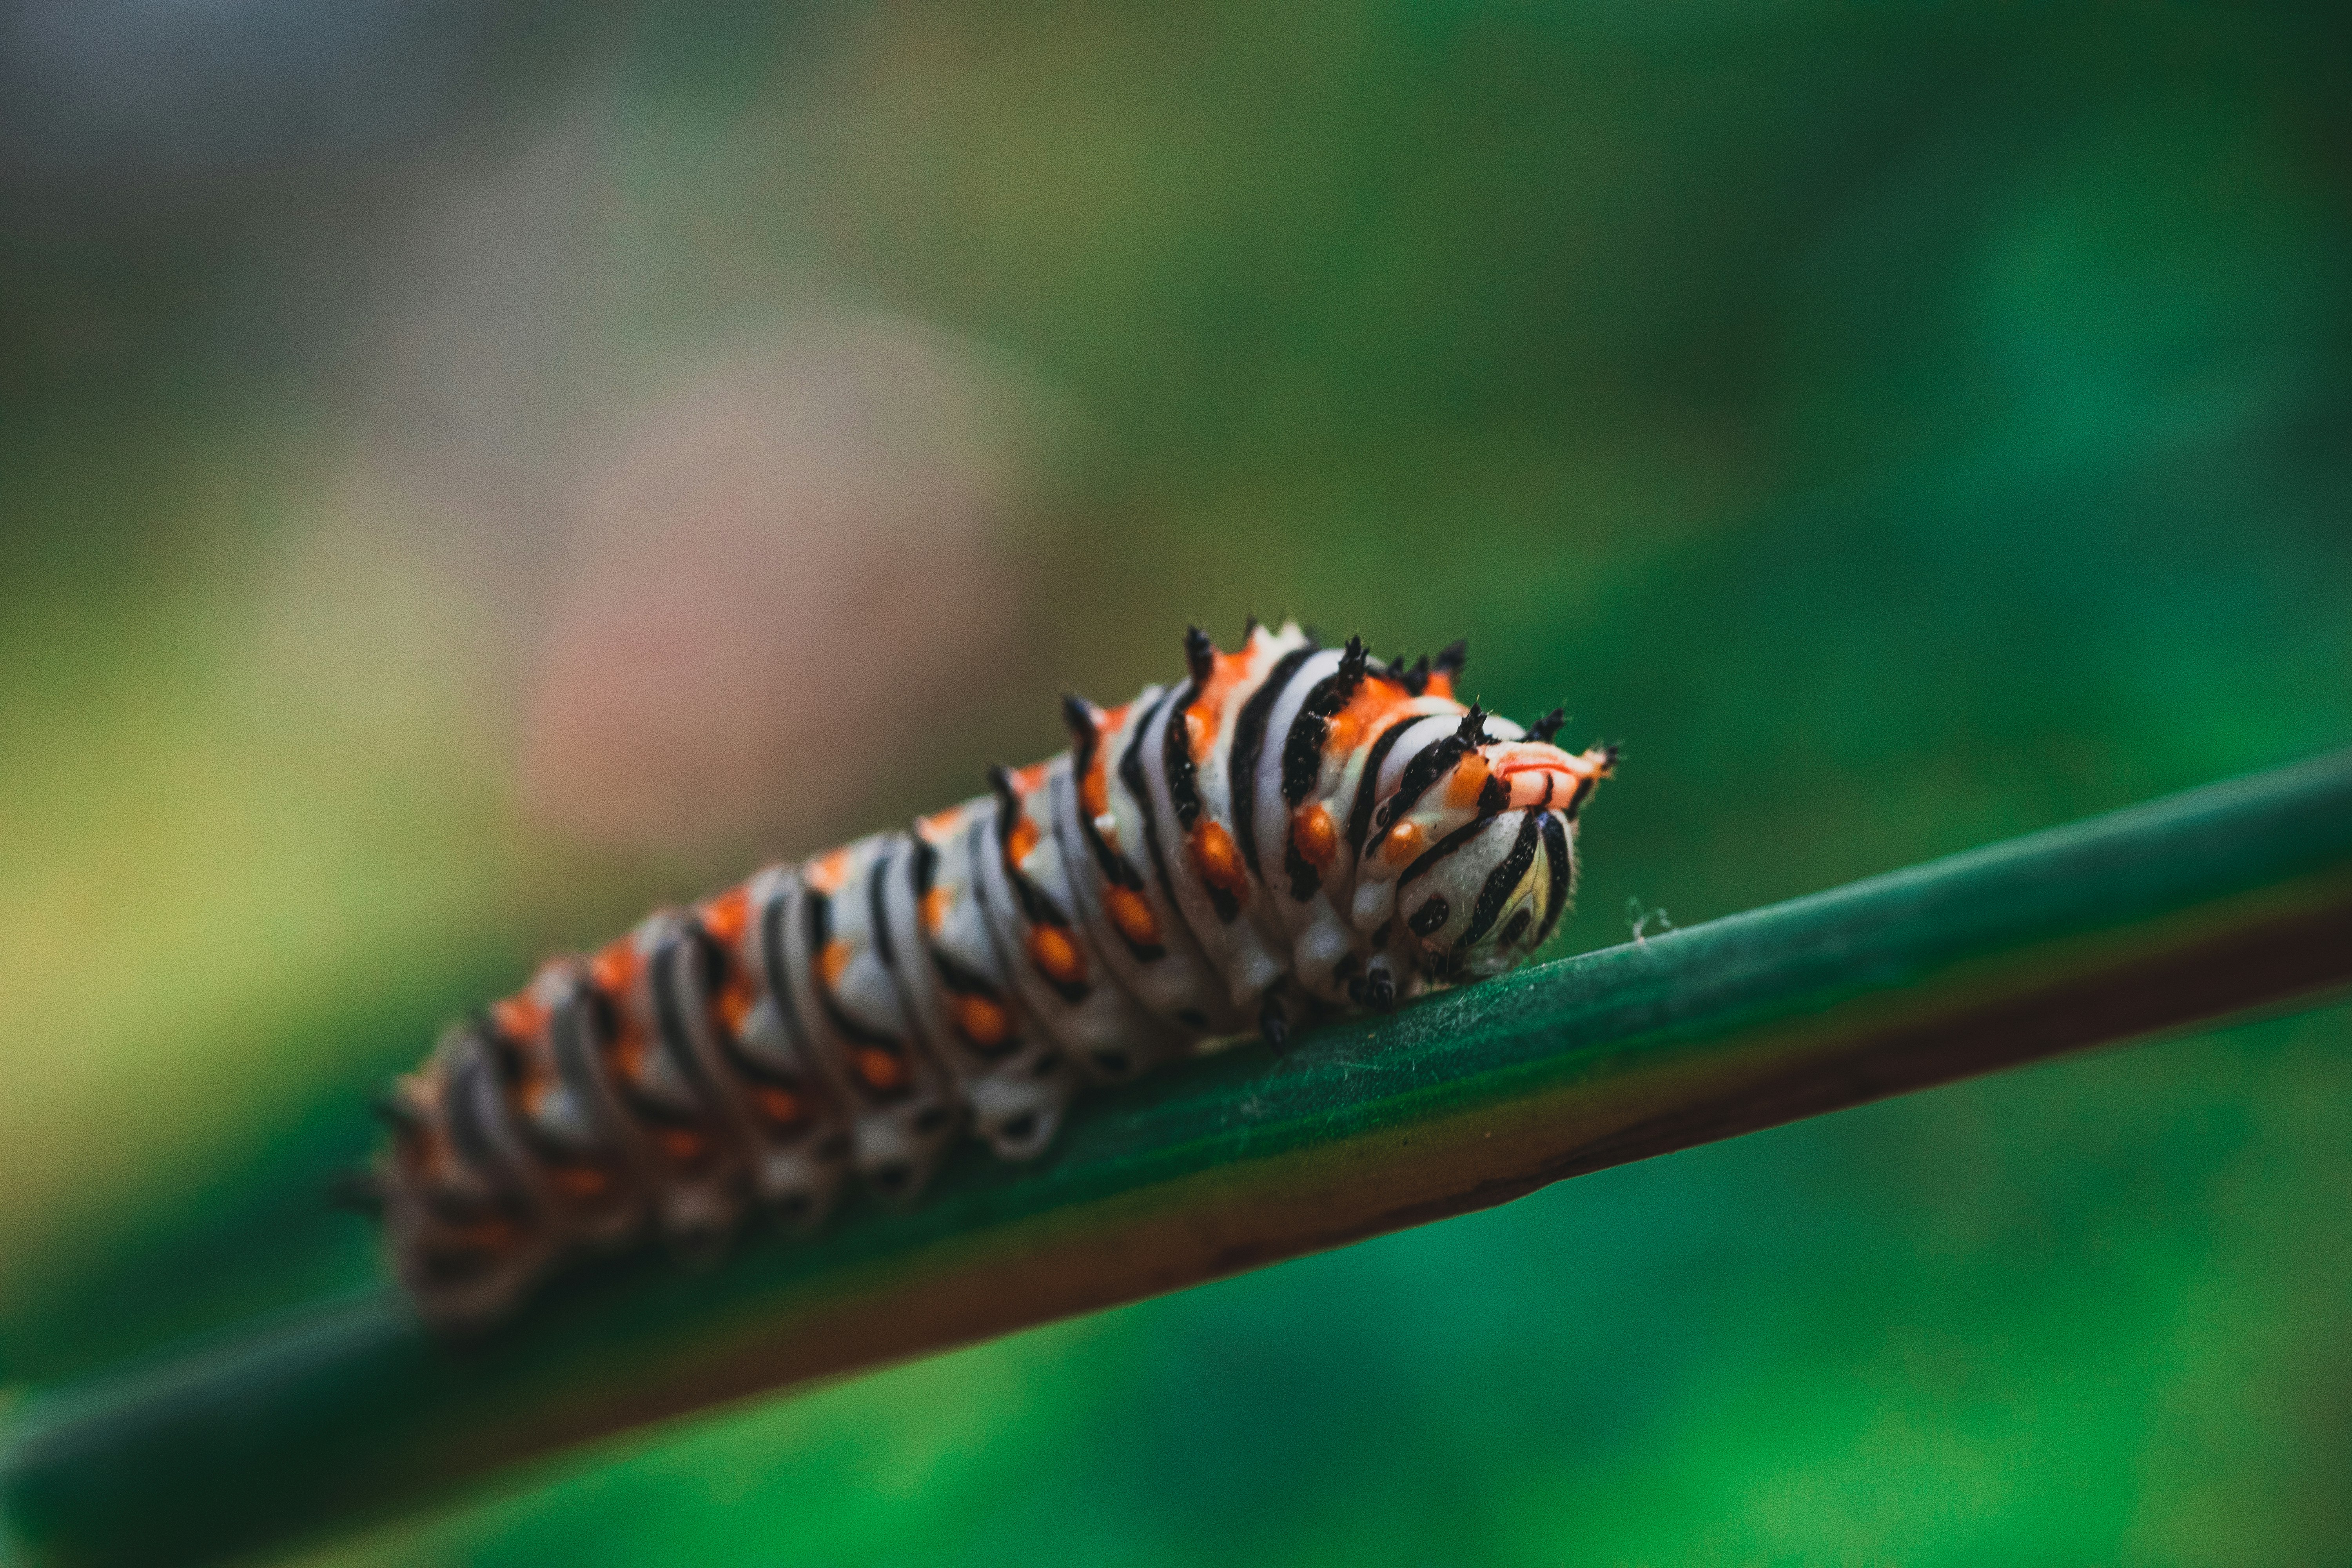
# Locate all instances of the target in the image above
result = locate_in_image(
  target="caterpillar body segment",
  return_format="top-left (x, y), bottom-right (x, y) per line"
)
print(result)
top-left (978, 760), bottom-right (1185, 1086)
top-left (368, 621), bottom-right (1614, 1329)
top-left (896, 800), bottom-right (1083, 1160)
top-left (1078, 688), bottom-right (1247, 1035)
top-left (781, 835), bottom-right (967, 1203)
top-left (715, 867), bottom-right (856, 1225)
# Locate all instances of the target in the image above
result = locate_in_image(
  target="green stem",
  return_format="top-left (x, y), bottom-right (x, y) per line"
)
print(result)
top-left (7, 750), bottom-right (2352, 1568)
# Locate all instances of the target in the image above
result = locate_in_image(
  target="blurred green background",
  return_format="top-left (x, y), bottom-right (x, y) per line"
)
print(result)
top-left (4, 0), bottom-right (2350, 1561)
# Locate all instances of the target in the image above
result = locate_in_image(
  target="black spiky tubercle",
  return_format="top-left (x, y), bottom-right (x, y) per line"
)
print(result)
top-left (1060, 692), bottom-right (1098, 748)
top-left (1183, 624), bottom-right (1216, 685)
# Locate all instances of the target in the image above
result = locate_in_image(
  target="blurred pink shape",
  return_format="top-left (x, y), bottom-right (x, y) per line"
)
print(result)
top-left (518, 318), bottom-right (1033, 855)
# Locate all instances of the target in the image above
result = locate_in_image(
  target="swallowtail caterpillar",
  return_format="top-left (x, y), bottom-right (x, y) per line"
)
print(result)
top-left (355, 620), bottom-right (1615, 1329)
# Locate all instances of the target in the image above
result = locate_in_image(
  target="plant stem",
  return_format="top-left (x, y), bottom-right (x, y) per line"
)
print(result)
top-left (6, 750), bottom-right (2351, 1568)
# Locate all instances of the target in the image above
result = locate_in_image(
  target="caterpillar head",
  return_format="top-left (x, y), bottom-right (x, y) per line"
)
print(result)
top-left (1354, 713), bottom-right (1613, 980)
top-left (1386, 806), bottom-right (1564, 981)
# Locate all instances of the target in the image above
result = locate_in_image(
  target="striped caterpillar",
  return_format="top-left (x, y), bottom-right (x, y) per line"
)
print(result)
top-left (358, 620), bottom-right (1615, 1330)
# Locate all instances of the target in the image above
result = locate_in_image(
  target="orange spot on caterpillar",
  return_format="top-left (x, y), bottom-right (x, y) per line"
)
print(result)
top-left (699, 885), bottom-right (751, 947)
top-left (491, 994), bottom-right (544, 1043)
top-left (1292, 803), bottom-right (1338, 868)
top-left (752, 1085), bottom-right (804, 1127)
top-left (1103, 884), bottom-right (1161, 946)
top-left (449, 1217), bottom-right (518, 1252)
top-left (818, 941), bottom-right (851, 990)
top-left (612, 1026), bottom-right (650, 1083)
top-left (807, 848), bottom-right (851, 893)
top-left (952, 993), bottom-right (1012, 1048)
top-left (1183, 647), bottom-right (1253, 748)
top-left (654, 1128), bottom-right (706, 1163)
top-left (919, 804), bottom-right (965, 837)
top-left (1325, 676), bottom-right (1416, 758)
top-left (1382, 820), bottom-right (1426, 865)
top-left (590, 938), bottom-right (640, 997)
top-left (919, 886), bottom-right (953, 934)
top-left (1079, 758), bottom-right (1110, 820)
top-left (1189, 820), bottom-right (1249, 898)
top-left (854, 1047), bottom-right (907, 1092)
top-left (1445, 752), bottom-right (1490, 809)
top-left (715, 985), bottom-right (753, 1036)
top-left (1027, 924), bottom-right (1086, 985)
top-left (1007, 813), bottom-right (1041, 863)
top-left (552, 1164), bottom-right (610, 1200)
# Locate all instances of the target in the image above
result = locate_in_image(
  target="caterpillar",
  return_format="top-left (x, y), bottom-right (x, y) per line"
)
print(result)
top-left (355, 620), bottom-right (1615, 1330)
